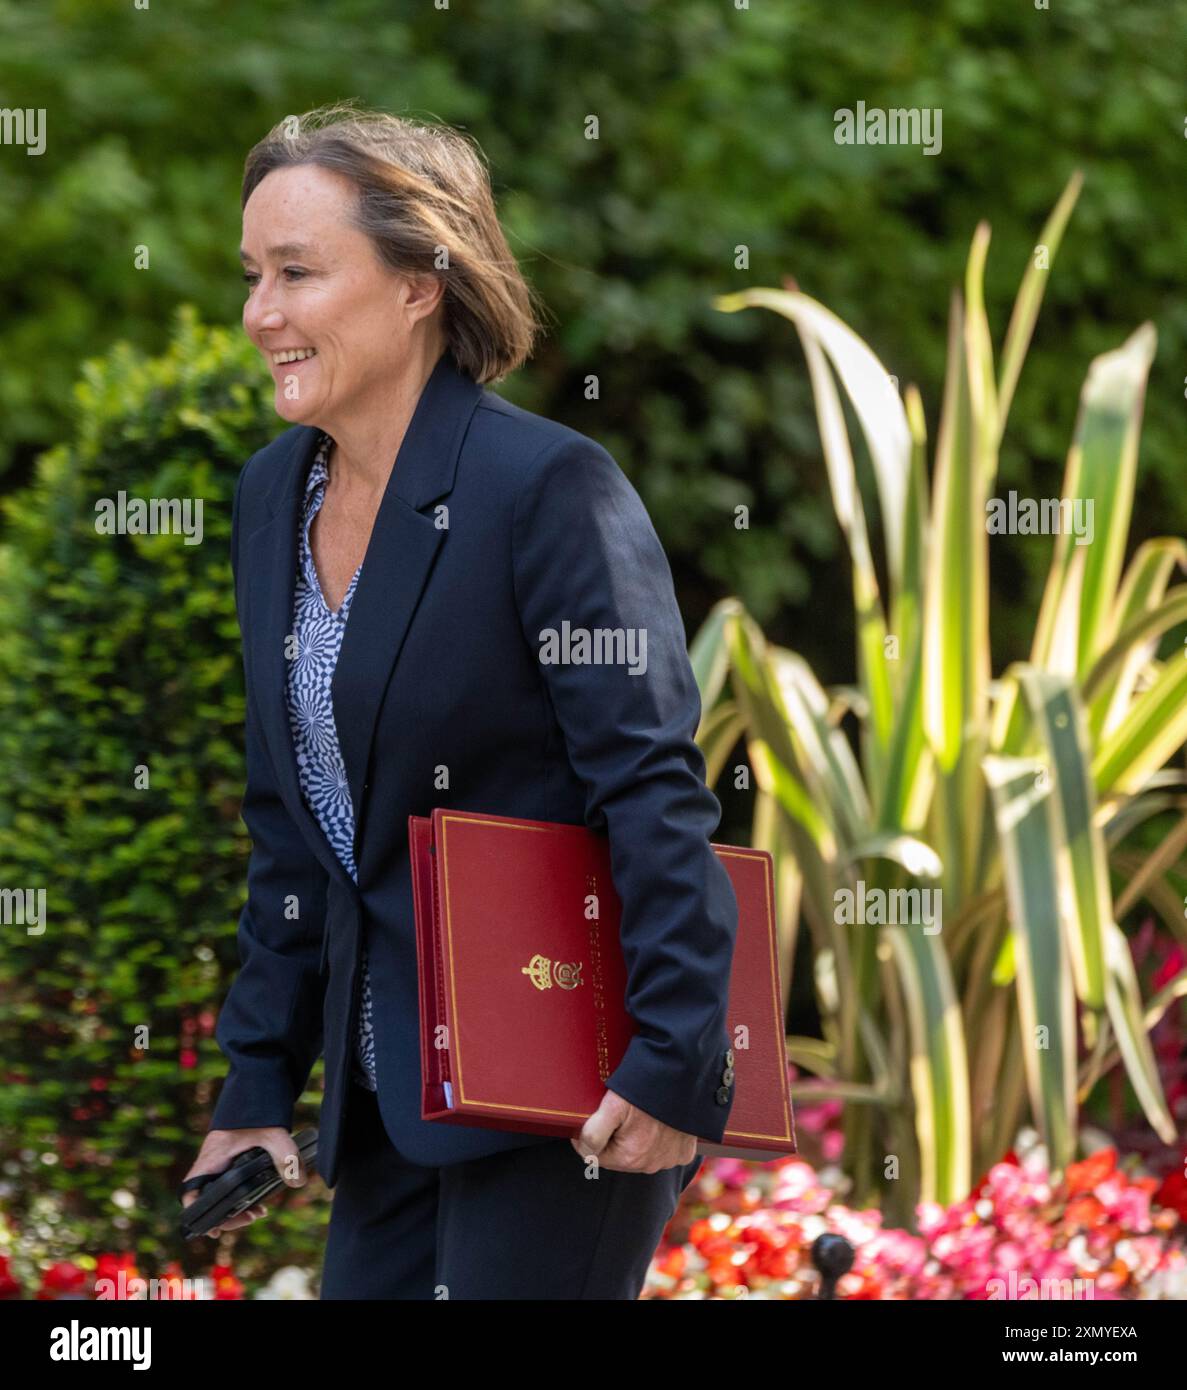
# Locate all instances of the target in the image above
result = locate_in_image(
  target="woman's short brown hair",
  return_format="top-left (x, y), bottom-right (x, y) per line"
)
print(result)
top-left (242, 102), bottom-right (547, 385)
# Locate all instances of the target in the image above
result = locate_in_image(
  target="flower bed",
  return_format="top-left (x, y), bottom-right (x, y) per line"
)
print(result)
top-left (4, 1141), bottom-right (1185, 1300)
top-left (644, 1145), bottom-right (1187, 1300)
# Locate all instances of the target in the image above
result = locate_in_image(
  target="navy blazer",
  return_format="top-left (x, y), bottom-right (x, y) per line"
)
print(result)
top-left (210, 348), bottom-right (739, 1187)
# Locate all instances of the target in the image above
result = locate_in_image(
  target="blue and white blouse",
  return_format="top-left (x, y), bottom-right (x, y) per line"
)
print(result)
top-left (285, 431), bottom-right (377, 1091)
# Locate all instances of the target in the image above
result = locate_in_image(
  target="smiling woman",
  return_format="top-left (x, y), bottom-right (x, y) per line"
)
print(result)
top-left (181, 101), bottom-right (739, 1301)
top-left (238, 103), bottom-right (543, 399)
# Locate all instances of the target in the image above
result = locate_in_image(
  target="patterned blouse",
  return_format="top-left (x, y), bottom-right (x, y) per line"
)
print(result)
top-left (285, 431), bottom-right (377, 1091)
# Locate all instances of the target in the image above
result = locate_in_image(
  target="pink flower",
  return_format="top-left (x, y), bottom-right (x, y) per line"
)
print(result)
top-left (708, 1158), bottom-right (752, 1188)
top-left (1096, 1176), bottom-right (1152, 1233)
top-left (916, 1201), bottom-right (949, 1239)
top-left (821, 1129), bottom-right (845, 1162)
top-left (794, 1099), bottom-right (842, 1134)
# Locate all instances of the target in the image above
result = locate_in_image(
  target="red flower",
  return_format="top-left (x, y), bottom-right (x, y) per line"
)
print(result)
top-left (758, 1243), bottom-right (799, 1279)
top-left (843, 1271), bottom-right (884, 1299)
top-left (1065, 1194), bottom-right (1106, 1228)
top-left (1153, 946), bottom-right (1187, 992)
top-left (1065, 1148), bottom-right (1116, 1196)
top-left (208, 1262), bottom-right (244, 1300)
top-left (213, 1271), bottom-right (244, 1299)
top-left (180, 1048), bottom-right (198, 1069)
top-left (96, 1251), bottom-right (138, 1281)
top-left (705, 1255), bottom-right (747, 1289)
top-left (37, 1261), bottom-right (87, 1298)
top-left (0, 1256), bottom-right (21, 1299)
top-left (1153, 1167), bottom-right (1187, 1222)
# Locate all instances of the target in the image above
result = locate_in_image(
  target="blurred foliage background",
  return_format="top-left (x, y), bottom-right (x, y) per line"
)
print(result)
top-left (1, 0), bottom-right (1183, 659)
top-left (0, 0), bottom-right (1183, 1288)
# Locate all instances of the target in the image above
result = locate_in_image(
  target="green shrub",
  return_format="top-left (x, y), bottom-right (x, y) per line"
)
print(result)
top-left (0, 306), bottom-right (328, 1285)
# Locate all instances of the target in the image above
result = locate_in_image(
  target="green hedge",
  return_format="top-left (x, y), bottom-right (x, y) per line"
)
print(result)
top-left (0, 308), bottom-right (327, 1283)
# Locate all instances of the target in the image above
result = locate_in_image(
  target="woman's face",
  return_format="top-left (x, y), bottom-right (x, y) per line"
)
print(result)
top-left (240, 163), bottom-right (440, 430)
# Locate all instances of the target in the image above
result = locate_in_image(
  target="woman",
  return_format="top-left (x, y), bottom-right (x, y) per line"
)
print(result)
top-left (182, 103), bottom-right (739, 1300)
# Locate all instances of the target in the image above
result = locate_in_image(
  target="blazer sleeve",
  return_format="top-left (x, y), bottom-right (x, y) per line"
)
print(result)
top-left (512, 437), bottom-right (739, 1142)
top-left (208, 462), bottom-right (330, 1133)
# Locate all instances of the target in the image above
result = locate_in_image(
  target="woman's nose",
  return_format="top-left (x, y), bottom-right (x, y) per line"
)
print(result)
top-left (244, 282), bottom-right (284, 337)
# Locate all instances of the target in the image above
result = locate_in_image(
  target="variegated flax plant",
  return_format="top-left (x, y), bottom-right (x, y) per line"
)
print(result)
top-left (699, 172), bottom-right (1187, 1224)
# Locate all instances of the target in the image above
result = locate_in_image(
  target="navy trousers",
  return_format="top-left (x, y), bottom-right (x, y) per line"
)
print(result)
top-left (319, 1080), bottom-right (702, 1300)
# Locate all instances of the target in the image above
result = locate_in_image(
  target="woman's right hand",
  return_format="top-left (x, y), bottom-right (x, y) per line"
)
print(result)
top-left (181, 1127), bottom-right (309, 1239)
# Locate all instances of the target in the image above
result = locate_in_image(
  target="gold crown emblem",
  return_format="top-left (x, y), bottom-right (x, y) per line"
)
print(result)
top-left (521, 953), bottom-right (583, 991)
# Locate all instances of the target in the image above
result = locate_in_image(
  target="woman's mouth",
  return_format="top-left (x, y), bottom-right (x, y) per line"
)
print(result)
top-left (271, 347), bottom-right (318, 365)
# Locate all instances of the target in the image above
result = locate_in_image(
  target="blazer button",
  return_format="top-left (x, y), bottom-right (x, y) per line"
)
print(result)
top-left (722, 1067), bottom-right (735, 1086)
top-left (725, 1049), bottom-right (735, 1068)
top-left (715, 1085), bottom-right (731, 1105)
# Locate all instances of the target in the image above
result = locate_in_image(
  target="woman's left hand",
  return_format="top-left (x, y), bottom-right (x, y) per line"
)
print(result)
top-left (571, 1089), bottom-right (697, 1173)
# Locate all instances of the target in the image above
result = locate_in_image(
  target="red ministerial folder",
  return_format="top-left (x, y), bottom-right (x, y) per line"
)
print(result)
top-left (408, 807), bottom-right (796, 1161)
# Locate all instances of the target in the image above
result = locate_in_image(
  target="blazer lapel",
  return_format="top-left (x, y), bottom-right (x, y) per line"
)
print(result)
top-left (333, 350), bottom-right (483, 857)
top-left (243, 349), bottom-right (483, 885)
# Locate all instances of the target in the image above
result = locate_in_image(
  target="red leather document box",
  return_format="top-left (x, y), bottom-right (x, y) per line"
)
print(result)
top-left (408, 807), bottom-right (796, 1160)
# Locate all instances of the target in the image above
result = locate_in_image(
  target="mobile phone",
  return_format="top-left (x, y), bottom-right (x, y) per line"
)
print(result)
top-left (179, 1129), bottom-right (318, 1240)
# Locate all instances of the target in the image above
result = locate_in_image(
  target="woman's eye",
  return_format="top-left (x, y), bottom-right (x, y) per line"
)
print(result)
top-left (240, 267), bottom-right (306, 287)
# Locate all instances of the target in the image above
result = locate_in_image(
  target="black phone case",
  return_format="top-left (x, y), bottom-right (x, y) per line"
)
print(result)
top-left (179, 1129), bottom-right (318, 1240)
